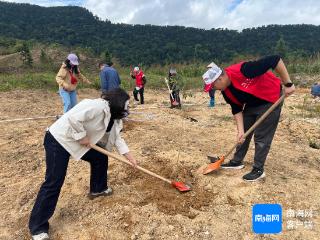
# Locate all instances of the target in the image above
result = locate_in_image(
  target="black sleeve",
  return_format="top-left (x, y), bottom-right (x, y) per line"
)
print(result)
top-left (222, 92), bottom-right (242, 115)
top-left (131, 74), bottom-right (136, 79)
top-left (240, 55), bottom-right (281, 78)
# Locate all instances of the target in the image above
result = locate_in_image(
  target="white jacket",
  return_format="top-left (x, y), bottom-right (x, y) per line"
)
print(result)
top-left (49, 98), bottom-right (129, 160)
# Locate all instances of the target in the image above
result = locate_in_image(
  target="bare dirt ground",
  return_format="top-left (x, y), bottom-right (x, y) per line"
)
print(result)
top-left (0, 88), bottom-right (319, 240)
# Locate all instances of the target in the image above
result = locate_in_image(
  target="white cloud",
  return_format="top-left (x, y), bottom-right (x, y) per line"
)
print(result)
top-left (5, 0), bottom-right (320, 30)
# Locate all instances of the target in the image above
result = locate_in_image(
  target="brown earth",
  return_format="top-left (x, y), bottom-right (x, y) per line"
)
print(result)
top-left (0, 88), bottom-right (319, 240)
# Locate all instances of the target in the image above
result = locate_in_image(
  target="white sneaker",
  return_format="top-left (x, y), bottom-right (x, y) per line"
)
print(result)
top-left (32, 232), bottom-right (49, 240)
top-left (88, 187), bottom-right (113, 200)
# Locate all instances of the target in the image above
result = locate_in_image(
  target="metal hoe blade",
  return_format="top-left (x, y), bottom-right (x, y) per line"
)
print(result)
top-left (171, 100), bottom-right (179, 106)
top-left (207, 155), bottom-right (220, 163)
top-left (171, 181), bottom-right (191, 192)
top-left (202, 156), bottom-right (225, 175)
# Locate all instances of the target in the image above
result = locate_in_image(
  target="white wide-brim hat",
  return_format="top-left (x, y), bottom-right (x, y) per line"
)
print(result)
top-left (202, 62), bottom-right (222, 92)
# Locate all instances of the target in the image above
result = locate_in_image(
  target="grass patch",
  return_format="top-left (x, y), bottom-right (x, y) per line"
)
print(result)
top-left (0, 72), bottom-right (57, 91)
top-left (0, 66), bottom-right (204, 92)
top-left (294, 96), bottom-right (320, 118)
top-left (213, 115), bottom-right (233, 122)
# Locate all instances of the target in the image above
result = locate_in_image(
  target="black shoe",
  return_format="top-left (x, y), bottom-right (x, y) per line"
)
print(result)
top-left (243, 168), bottom-right (265, 182)
top-left (221, 161), bottom-right (244, 169)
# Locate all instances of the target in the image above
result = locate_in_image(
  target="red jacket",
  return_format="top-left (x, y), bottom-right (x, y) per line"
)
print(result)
top-left (134, 71), bottom-right (145, 88)
top-left (224, 62), bottom-right (281, 105)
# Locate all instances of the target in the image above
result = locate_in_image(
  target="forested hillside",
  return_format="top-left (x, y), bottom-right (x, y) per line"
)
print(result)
top-left (1, 1), bottom-right (320, 65)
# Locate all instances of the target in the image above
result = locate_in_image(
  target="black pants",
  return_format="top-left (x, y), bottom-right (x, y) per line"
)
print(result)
top-left (231, 102), bottom-right (282, 171)
top-left (133, 87), bottom-right (144, 104)
top-left (170, 90), bottom-right (181, 107)
top-left (29, 132), bottom-right (108, 235)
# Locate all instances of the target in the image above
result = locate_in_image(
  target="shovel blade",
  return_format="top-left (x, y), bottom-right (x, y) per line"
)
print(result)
top-left (202, 156), bottom-right (225, 175)
top-left (207, 155), bottom-right (220, 163)
top-left (171, 181), bottom-right (191, 192)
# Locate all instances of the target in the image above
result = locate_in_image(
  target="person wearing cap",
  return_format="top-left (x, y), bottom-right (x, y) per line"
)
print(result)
top-left (29, 88), bottom-right (137, 240)
top-left (207, 62), bottom-right (217, 108)
top-left (99, 61), bottom-right (121, 94)
top-left (56, 53), bottom-right (91, 113)
top-left (168, 67), bottom-right (182, 108)
top-left (130, 66), bottom-right (146, 104)
top-left (202, 55), bottom-right (295, 181)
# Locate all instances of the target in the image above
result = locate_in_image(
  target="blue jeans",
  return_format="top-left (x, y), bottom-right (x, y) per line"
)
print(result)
top-left (29, 132), bottom-right (108, 235)
top-left (59, 89), bottom-right (77, 113)
top-left (209, 89), bottom-right (215, 107)
top-left (311, 84), bottom-right (320, 97)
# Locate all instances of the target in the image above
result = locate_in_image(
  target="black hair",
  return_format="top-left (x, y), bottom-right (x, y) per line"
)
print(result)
top-left (64, 59), bottom-right (80, 74)
top-left (98, 61), bottom-right (113, 69)
top-left (101, 88), bottom-right (130, 119)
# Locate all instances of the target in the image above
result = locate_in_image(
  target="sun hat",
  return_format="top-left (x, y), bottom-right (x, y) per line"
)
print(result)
top-left (67, 53), bottom-right (79, 65)
top-left (202, 62), bottom-right (222, 92)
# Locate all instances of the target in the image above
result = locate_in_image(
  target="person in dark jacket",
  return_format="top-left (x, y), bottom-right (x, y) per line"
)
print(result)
top-left (99, 62), bottom-right (121, 93)
top-left (202, 56), bottom-right (295, 181)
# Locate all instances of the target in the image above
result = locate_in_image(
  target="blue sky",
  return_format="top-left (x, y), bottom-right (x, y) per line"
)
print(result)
top-left (228, 0), bottom-right (244, 11)
top-left (5, 0), bottom-right (320, 30)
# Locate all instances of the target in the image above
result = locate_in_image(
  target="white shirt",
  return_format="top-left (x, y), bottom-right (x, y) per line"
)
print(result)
top-left (49, 98), bottom-right (129, 160)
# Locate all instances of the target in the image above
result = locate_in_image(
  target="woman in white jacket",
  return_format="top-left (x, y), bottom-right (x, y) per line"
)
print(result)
top-left (29, 88), bottom-right (137, 240)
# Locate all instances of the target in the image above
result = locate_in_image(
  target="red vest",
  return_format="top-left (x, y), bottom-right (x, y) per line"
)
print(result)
top-left (224, 62), bottom-right (281, 105)
top-left (135, 71), bottom-right (144, 87)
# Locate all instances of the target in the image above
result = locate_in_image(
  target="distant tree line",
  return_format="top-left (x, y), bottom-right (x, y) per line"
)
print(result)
top-left (1, 2), bottom-right (320, 65)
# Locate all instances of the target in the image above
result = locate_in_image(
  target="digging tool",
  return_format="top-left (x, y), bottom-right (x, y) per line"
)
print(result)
top-left (90, 144), bottom-right (191, 192)
top-left (0, 115), bottom-right (141, 124)
top-left (0, 115), bottom-right (60, 123)
top-left (164, 77), bottom-right (179, 106)
top-left (202, 94), bottom-right (285, 175)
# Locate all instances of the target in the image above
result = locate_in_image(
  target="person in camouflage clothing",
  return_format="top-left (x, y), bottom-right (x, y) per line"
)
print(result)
top-left (168, 67), bottom-right (182, 108)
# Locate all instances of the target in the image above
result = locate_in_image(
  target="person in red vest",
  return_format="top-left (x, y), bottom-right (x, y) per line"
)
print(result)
top-left (130, 66), bottom-right (147, 104)
top-left (202, 55), bottom-right (295, 181)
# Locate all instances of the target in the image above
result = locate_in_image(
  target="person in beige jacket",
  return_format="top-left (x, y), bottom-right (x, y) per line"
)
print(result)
top-left (56, 53), bottom-right (91, 113)
top-left (29, 88), bottom-right (137, 240)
